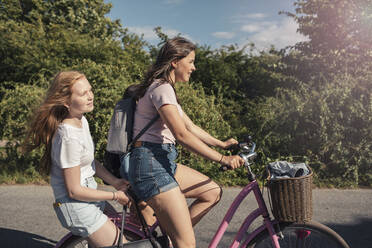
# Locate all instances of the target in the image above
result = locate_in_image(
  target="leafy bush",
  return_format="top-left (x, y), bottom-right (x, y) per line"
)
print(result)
top-left (0, 0), bottom-right (150, 183)
top-left (0, 84), bottom-right (46, 183)
top-left (246, 74), bottom-right (371, 187)
top-left (0, 77), bottom-right (244, 184)
top-left (1, 0), bottom-right (370, 188)
top-left (175, 83), bottom-right (247, 185)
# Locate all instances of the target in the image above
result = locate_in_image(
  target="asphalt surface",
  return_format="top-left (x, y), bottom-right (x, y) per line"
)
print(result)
top-left (0, 185), bottom-right (371, 248)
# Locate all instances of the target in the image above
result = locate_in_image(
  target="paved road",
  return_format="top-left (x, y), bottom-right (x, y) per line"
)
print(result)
top-left (0, 185), bottom-right (371, 247)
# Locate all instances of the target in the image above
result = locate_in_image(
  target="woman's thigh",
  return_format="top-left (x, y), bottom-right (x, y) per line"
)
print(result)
top-left (175, 163), bottom-right (221, 199)
top-left (88, 219), bottom-right (125, 247)
top-left (147, 186), bottom-right (195, 246)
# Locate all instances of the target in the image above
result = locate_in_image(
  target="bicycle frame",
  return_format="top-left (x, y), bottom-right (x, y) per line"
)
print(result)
top-left (209, 179), bottom-right (280, 248)
top-left (54, 139), bottom-right (282, 248)
top-left (54, 181), bottom-right (280, 248)
top-left (55, 138), bottom-right (349, 248)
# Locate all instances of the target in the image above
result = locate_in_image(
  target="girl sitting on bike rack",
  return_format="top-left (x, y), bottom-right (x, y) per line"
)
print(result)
top-left (122, 37), bottom-right (245, 248)
top-left (24, 71), bottom-right (131, 247)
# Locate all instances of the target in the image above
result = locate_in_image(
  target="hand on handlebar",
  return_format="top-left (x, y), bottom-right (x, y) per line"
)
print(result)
top-left (221, 138), bottom-right (239, 150)
top-left (116, 190), bottom-right (130, 206)
top-left (221, 155), bottom-right (245, 169)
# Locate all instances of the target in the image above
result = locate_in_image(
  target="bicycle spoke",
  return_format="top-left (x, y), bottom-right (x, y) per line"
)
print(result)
top-left (248, 222), bottom-right (348, 248)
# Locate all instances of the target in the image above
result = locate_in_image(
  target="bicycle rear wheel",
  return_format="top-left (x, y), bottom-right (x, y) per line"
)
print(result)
top-left (247, 221), bottom-right (349, 248)
top-left (59, 230), bottom-right (142, 248)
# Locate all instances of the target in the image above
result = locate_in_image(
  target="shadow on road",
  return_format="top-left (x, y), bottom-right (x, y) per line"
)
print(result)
top-left (325, 217), bottom-right (372, 248)
top-left (0, 228), bottom-right (56, 248)
top-left (1, 219), bottom-right (371, 247)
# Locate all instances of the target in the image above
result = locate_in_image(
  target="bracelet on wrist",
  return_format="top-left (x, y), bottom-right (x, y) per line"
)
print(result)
top-left (112, 191), bottom-right (116, 201)
top-left (218, 155), bottom-right (224, 164)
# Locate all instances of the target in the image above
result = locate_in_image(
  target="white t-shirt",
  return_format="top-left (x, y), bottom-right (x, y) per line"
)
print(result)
top-left (50, 116), bottom-right (96, 199)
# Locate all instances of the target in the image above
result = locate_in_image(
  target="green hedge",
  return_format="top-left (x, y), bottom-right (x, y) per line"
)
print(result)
top-left (245, 74), bottom-right (371, 187)
top-left (1, 0), bottom-right (370, 187)
top-left (0, 76), bottom-right (248, 185)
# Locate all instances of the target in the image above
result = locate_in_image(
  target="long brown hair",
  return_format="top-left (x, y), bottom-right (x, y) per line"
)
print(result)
top-left (23, 71), bottom-right (86, 174)
top-left (135, 36), bottom-right (196, 99)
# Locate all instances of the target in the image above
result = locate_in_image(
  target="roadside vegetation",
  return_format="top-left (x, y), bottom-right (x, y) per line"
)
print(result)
top-left (0, 0), bottom-right (370, 187)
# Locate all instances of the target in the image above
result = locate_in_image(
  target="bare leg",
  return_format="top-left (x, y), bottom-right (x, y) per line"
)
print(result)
top-left (175, 164), bottom-right (222, 226)
top-left (147, 187), bottom-right (196, 248)
top-left (87, 219), bottom-right (127, 247)
top-left (130, 200), bottom-right (157, 226)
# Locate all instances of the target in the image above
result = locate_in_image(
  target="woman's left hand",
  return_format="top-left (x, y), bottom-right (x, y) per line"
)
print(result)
top-left (112, 178), bottom-right (130, 191)
top-left (222, 138), bottom-right (238, 150)
top-left (116, 190), bottom-right (130, 206)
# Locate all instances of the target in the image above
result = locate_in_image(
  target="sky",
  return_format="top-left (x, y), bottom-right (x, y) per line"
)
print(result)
top-left (106, 0), bottom-right (308, 51)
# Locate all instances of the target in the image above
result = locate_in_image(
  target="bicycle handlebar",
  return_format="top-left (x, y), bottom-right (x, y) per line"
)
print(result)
top-left (220, 135), bottom-right (257, 175)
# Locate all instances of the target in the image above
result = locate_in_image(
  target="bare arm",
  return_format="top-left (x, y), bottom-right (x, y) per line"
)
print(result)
top-left (94, 159), bottom-right (129, 191)
top-left (63, 164), bottom-right (129, 205)
top-left (158, 104), bottom-right (244, 168)
top-left (182, 113), bottom-right (237, 149)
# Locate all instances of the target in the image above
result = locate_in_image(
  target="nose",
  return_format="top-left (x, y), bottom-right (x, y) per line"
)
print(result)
top-left (88, 90), bottom-right (94, 100)
top-left (192, 64), bottom-right (196, 71)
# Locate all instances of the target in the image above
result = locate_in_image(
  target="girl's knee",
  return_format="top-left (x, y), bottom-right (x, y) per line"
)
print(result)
top-left (217, 185), bottom-right (223, 202)
top-left (214, 184), bottom-right (223, 203)
top-left (202, 184), bottom-right (222, 204)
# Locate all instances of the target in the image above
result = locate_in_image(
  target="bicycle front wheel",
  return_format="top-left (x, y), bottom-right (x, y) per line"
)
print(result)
top-left (247, 221), bottom-right (349, 248)
top-left (59, 230), bottom-right (142, 248)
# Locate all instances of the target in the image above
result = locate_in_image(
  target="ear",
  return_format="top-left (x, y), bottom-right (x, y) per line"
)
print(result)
top-left (171, 59), bottom-right (178, 69)
top-left (63, 100), bottom-right (70, 111)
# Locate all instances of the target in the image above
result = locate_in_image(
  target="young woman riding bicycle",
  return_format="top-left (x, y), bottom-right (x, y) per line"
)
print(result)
top-left (24, 71), bottom-right (131, 247)
top-left (122, 36), bottom-right (245, 248)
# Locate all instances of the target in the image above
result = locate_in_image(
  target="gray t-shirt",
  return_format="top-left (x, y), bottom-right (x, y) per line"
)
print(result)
top-left (50, 116), bottom-right (96, 199)
top-left (133, 81), bottom-right (183, 144)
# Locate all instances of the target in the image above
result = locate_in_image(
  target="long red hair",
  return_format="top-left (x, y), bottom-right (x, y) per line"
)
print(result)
top-left (23, 71), bottom-right (86, 174)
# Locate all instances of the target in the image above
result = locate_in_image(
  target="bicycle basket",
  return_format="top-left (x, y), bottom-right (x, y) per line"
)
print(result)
top-left (267, 166), bottom-right (313, 222)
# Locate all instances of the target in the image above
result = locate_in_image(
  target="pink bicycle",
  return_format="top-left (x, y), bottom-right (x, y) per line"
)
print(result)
top-left (55, 138), bottom-right (350, 248)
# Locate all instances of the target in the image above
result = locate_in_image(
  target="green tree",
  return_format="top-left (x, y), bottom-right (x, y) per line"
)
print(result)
top-left (0, 0), bottom-right (149, 85)
top-left (282, 0), bottom-right (372, 83)
top-left (273, 0), bottom-right (372, 186)
top-left (248, 74), bottom-right (371, 187)
top-left (0, 0), bottom-right (150, 183)
top-left (0, 1), bottom-right (237, 185)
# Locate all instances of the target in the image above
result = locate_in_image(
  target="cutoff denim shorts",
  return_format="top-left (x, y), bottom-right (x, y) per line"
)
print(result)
top-left (122, 141), bottom-right (179, 202)
top-left (53, 176), bottom-right (107, 237)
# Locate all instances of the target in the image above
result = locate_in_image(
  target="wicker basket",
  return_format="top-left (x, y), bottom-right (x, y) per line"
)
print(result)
top-left (267, 167), bottom-right (313, 222)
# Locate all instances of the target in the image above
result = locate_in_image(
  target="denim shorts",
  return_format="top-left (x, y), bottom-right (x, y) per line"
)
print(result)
top-left (123, 141), bottom-right (179, 202)
top-left (53, 177), bottom-right (107, 237)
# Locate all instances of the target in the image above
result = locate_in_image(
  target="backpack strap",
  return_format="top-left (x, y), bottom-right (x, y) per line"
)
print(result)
top-left (127, 114), bottom-right (160, 151)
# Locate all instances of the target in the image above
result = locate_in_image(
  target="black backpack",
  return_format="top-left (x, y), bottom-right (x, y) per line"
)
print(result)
top-left (104, 85), bottom-right (159, 179)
